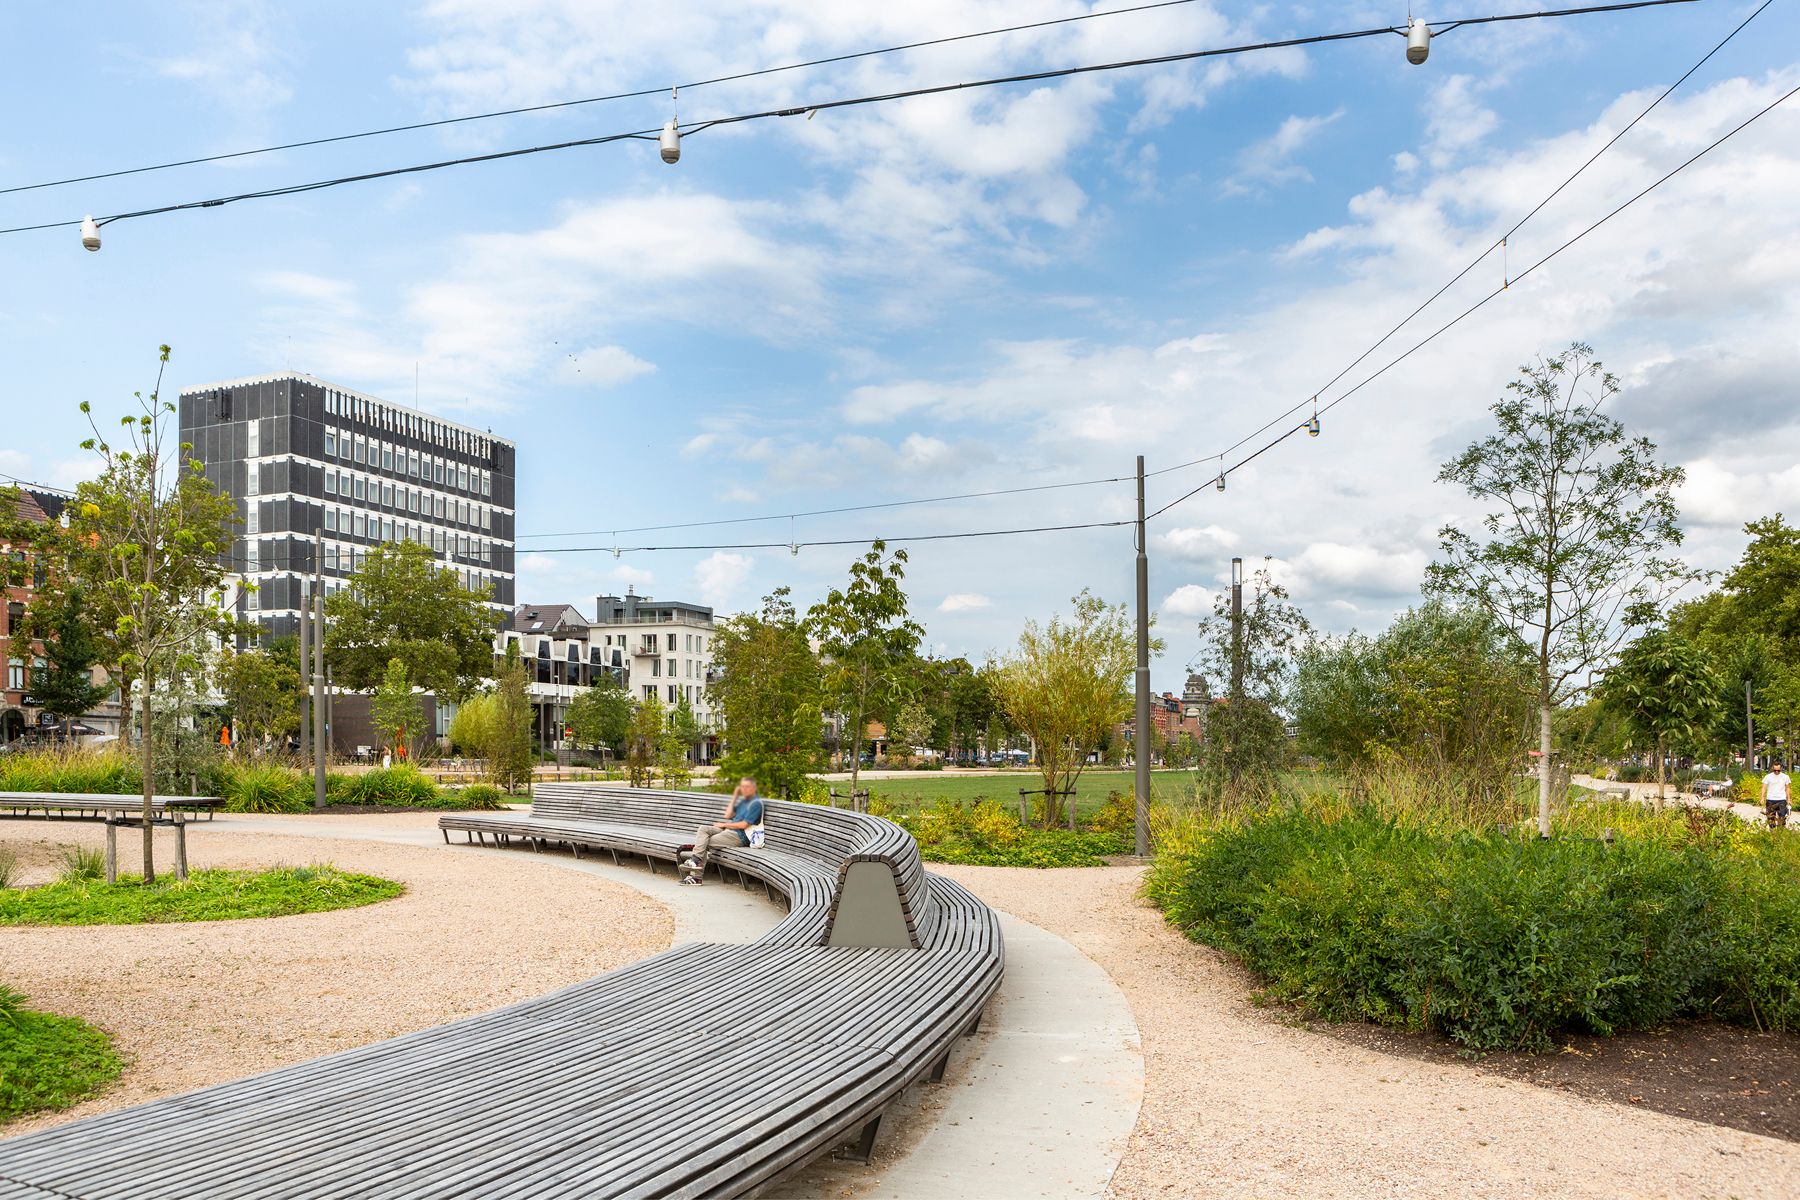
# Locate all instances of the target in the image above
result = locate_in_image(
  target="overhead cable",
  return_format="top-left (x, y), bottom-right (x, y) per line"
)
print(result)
top-left (1147, 76), bottom-right (1800, 522)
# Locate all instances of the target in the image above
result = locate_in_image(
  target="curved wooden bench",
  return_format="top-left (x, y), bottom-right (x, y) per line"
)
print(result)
top-left (0, 785), bottom-right (1004, 1199)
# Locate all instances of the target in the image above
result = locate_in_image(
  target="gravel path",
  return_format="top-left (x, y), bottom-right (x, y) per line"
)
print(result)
top-left (933, 864), bottom-right (1800, 1200)
top-left (0, 815), bottom-right (671, 1137)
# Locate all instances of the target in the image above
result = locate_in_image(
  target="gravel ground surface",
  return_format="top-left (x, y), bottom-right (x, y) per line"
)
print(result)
top-left (0, 815), bottom-right (671, 1137)
top-left (933, 863), bottom-right (1800, 1200)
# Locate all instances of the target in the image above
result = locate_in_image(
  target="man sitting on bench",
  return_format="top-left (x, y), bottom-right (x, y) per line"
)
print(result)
top-left (681, 777), bottom-right (763, 885)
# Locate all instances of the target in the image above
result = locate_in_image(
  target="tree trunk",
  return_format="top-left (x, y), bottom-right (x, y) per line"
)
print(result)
top-left (1655, 735), bottom-right (1666, 813)
top-left (1537, 698), bottom-right (1553, 839)
top-left (848, 723), bottom-right (863, 813)
top-left (140, 666), bottom-right (157, 882)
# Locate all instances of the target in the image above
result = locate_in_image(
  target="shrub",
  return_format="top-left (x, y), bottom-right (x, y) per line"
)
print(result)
top-left (221, 763), bottom-right (312, 813)
top-left (333, 764), bottom-right (439, 807)
top-left (0, 746), bottom-right (141, 795)
top-left (58, 846), bottom-right (105, 883)
top-left (907, 798), bottom-right (1128, 867)
top-left (1088, 790), bottom-right (1136, 836)
top-left (443, 783), bottom-right (506, 810)
top-left (1615, 763), bottom-right (1650, 783)
top-left (1146, 803), bottom-right (1800, 1051)
top-left (0, 847), bottom-right (17, 890)
top-left (1732, 772), bottom-right (1763, 804)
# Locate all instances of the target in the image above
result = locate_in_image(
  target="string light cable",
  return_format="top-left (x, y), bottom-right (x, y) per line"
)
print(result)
top-left (4, 0), bottom-right (1698, 241)
top-left (1145, 0), bottom-right (1774, 482)
top-left (1146, 73), bottom-right (1800, 523)
top-left (1, 0), bottom-right (1216, 198)
top-left (525, 518), bottom-right (1134, 557)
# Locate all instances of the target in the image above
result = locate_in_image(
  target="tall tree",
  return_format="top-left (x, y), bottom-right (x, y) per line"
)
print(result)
top-left (658, 699), bottom-right (694, 790)
top-left (449, 692), bottom-right (496, 759)
top-left (1598, 629), bottom-right (1723, 810)
top-left (1191, 564), bottom-right (1310, 805)
top-left (625, 694), bottom-right (664, 789)
top-left (324, 540), bottom-right (497, 702)
top-left (24, 347), bottom-right (237, 880)
top-left (26, 587), bottom-right (111, 742)
top-left (218, 646), bottom-right (303, 752)
top-left (1427, 344), bottom-right (1696, 837)
top-left (806, 541), bottom-right (924, 811)
top-left (567, 675), bottom-right (632, 756)
top-left (370, 657), bottom-right (421, 760)
top-left (991, 590), bottom-right (1142, 825)
top-left (489, 644), bottom-right (533, 792)
top-left (711, 588), bottom-right (825, 799)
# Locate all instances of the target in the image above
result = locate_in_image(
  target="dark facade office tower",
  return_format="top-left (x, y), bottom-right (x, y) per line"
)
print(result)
top-left (178, 373), bottom-right (516, 640)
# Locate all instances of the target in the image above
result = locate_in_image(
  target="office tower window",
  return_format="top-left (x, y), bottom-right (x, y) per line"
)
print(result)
top-left (382, 483), bottom-right (394, 507)
top-left (324, 431), bottom-right (336, 457)
top-left (325, 544), bottom-right (338, 570)
top-left (352, 476), bottom-right (364, 500)
top-left (355, 512), bottom-right (367, 538)
top-left (353, 438), bottom-right (365, 464)
top-left (382, 446), bottom-right (393, 471)
top-left (246, 465), bottom-right (259, 497)
top-left (323, 468), bottom-right (335, 495)
top-left (409, 451), bottom-right (419, 476)
top-left (324, 508), bottom-right (336, 533)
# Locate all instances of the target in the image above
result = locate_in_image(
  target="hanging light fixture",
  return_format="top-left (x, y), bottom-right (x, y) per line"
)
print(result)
top-left (789, 542), bottom-right (799, 557)
top-left (1306, 415), bottom-right (1321, 438)
top-left (1406, 17), bottom-right (1432, 64)
top-left (660, 87), bottom-right (681, 164)
top-left (80, 215), bottom-right (101, 252)
top-left (1215, 474), bottom-right (1227, 493)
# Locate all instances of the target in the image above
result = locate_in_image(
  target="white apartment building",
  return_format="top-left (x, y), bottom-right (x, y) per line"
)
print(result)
top-left (591, 589), bottom-right (717, 732)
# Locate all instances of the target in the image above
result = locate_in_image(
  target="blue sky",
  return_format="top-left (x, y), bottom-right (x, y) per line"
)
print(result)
top-left (4, 1), bottom-right (1798, 693)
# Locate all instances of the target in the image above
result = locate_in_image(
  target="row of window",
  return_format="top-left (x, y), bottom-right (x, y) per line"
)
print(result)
top-left (597, 631), bottom-right (709, 654)
top-left (645, 657), bottom-right (707, 680)
top-left (321, 389), bottom-right (499, 462)
top-left (641, 683), bottom-right (704, 706)
top-left (322, 428), bottom-right (493, 497)
top-left (321, 469), bottom-right (496, 529)
top-left (242, 559), bottom-right (502, 608)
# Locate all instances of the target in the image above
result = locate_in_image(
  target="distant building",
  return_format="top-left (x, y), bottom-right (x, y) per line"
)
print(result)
top-left (592, 589), bottom-right (719, 755)
top-left (0, 482), bottom-right (123, 743)
top-left (501, 603), bottom-right (628, 752)
top-left (177, 372), bottom-right (517, 641)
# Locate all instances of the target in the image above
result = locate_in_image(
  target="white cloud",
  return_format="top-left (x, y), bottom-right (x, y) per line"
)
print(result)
top-left (939, 593), bottom-right (992, 612)
top-left (555, 345), bottom-right (656, 388)
top-left (692, 552), bottom-right (755, 610)
top-left (1157, 524), bottom-right (1241, 562)
top-left (1162, 585), bottom-right (1217, 618)
top-left (1223, 109), bottom-right (1343, 195)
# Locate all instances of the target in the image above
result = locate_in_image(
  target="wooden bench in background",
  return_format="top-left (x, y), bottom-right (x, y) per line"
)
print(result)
top-left (0, 792), bottom-right (224, 821)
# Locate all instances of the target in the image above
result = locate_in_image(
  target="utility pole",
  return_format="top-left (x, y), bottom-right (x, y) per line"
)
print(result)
top-left (312, 529), bottom-right (327, 810)
top-left (1747, 680), bottom-right (1754, 769)
top-left (1133, 455), bottom-right (1151, 857)
top-left (1229, 556), bottom-right (1244, 700)
top-left (298, 576), bottom-right (311, 762)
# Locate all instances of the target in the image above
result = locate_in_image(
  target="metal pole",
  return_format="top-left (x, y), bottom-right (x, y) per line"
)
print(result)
top-left (1747, 680), bottom-right (1754, 769)
top-left (1133, 455), bottom-right (1151, 857)
top-left (313, 529), bottom-right (327, 810)
top-left (1229, 557), bottom-right (1244, 701)
top-left (298, 574), bottom-right (311, 762)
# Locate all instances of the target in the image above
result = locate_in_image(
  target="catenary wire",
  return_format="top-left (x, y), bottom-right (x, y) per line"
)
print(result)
top-left (1145, 75), bottom-right (1800, 524)
top-left (1146, 0), bottom-right (1773, 480)
top-left (517, 474), bottom-right (1135, 540)
top-left (0, 0), bottom-right (1697, 238)
top-left (524, 519), bottom-right (1134, 555)
top-left (0, 0), bottom-right (1211, 198)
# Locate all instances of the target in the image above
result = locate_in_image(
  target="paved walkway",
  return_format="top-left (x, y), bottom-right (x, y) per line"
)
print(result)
top-left (206, 813), bottom-right (1145, 1199)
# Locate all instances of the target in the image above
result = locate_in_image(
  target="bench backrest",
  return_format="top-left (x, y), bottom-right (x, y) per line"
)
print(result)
top-left (527, 784), bottom-right (932, 949)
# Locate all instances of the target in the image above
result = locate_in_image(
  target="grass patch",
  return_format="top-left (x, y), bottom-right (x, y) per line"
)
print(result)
top-left (0, 865), bottom-right (404, 926)
top-left (0, 988), bottom-right (123, 1123)
top-left (1146, 799), bottom-right (1800, 1052)
top-left (0, 746), bottom-right (142, 795)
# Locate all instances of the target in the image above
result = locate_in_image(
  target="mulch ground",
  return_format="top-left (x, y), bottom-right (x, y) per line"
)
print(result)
top-left (1316, 1017), bottom-right (1800, 1144)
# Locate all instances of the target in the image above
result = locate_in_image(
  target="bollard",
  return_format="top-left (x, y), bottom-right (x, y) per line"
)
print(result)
top-left (174, 813), bottom-right (189, 881)
top-left (104, 819), bottom-right (119, 884)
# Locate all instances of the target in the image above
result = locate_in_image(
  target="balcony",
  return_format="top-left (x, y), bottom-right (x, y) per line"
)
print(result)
top-left (630, 642), bottom-right (661, 657)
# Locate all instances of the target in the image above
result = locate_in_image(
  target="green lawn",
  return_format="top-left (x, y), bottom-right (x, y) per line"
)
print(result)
top-left (861, 769), bottom-right (1194, 818)
top-left (0, 865), bottom-right (403, 926)
top-left (0, 991), bottom-right (122, 1122)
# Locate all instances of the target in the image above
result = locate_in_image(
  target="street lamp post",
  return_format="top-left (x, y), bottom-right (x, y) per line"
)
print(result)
top-left (1133, 455), bottom-right (1151, 857)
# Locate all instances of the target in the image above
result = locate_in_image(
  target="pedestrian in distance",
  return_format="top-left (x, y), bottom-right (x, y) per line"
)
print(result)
top-left (1761, 761), bottom-right (1790, 830)
top-left (680, 777), bottom-right (764, 885)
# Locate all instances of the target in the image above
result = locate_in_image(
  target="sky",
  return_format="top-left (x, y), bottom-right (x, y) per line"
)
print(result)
top-left (2, 0), bottom-right (1797, 694)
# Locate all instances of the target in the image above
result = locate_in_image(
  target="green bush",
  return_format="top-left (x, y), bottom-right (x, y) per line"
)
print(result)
top-left (0, 747), bottom-right (141, 795)
top-left (58, 845), bottom-right (104, 883)
top-left (0, 988), bottom-right (123, 1121)
top-left (1146, 805), bottom-right (1800, 1051)
top-left (221, 763), bottom-right (312, 813)
top-left (1615, 763), bottom-right (1651, 783)
top-left (442, 783), bottom-right (506, 810)
top-left (331, 765), bottom-right (439, 807)
top-left (902, 798), bottom-right (1129, 867)
top-left (0, 847), bottom-right (17, 890)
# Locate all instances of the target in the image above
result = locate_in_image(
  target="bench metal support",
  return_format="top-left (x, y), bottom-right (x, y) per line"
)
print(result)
top-left (104, 820), bottom-right (118, 884)
top-left (929, 1050), bottom-right (952, 1084)
top-left (843, 1114), bottom-right (883, 1163)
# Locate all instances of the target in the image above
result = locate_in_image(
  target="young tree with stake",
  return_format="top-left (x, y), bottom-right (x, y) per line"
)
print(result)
top-left (1428, 344), bottom-right (1697, 837)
